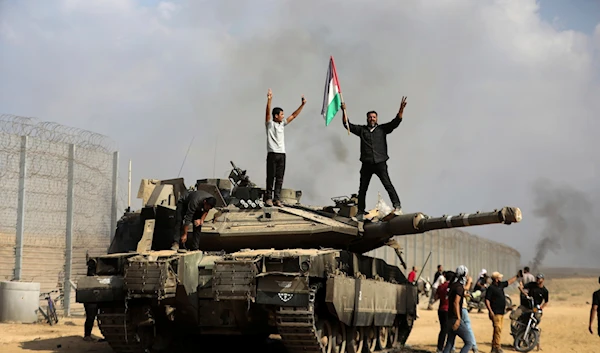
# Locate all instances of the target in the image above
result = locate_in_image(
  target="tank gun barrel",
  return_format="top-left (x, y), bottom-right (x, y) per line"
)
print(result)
top-left (356, 206), bottom-right (521, 253)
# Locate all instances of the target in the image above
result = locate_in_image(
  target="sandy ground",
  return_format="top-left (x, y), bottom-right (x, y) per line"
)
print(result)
top-left (0, 277), bottom-right (598, 353)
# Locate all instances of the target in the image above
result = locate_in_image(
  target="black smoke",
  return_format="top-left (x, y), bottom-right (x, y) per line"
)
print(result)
top-left (529, 178), bottom-right (593, 272)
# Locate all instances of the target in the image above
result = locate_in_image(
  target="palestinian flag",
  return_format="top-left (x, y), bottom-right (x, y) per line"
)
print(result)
top-left (321, 56), bottom-right (342, 126)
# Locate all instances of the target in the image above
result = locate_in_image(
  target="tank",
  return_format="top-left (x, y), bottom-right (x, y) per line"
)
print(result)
top-left (76, 161), bottom-right (522, 353)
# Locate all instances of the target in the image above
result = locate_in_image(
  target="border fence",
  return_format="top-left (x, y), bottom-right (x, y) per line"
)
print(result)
top-left (366, 229), bottom-right (521, 286)
top-left (0, 114), bottom-right (118, 316)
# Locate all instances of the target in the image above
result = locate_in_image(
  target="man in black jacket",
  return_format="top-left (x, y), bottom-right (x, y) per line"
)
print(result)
top-left (171, 190), bottom-right (217, 251)
top-left (341, 97), bottom-right (407, 218)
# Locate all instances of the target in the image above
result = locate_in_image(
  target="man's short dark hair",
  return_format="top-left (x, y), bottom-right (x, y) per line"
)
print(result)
top-left (204, 197), bottom-right (217, 208)
top-left (366, 110), bottom-right (377, 118)
top-left (524, 266), bottom-right (530, 272)
top-left (437, 264), bottom-right (442, 270)
top-left (445, 271), bottom-right (455, 283)
top-left (272, 107), bottom-right (283, 117)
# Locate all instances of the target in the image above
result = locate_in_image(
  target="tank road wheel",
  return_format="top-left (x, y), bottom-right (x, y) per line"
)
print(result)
top-left (316, 320), bottom-right (335, 353)
top-left (364, 326), bottom-right (377, 352)
top-left (334, 322), bottom-right (347, 353)
top-left (376, 326), bottom-right (388, 350)
top-left (387, 324), bottom-right (398, 348)
top-left (346, 326), bottom-right (364, 353)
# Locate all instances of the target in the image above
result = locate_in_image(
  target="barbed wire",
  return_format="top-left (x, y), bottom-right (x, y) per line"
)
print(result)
top-left (0, 114), bottom-right (117, 244)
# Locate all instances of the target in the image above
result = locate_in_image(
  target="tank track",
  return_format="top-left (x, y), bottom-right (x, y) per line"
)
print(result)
top-left (275, 284), bottom-right (410, 353)
top-left (97, 305), bottom-right (147, 353)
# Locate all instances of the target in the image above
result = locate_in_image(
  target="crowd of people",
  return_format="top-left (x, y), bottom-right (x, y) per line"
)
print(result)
top-left (416, 265), bottom-right (549, 353)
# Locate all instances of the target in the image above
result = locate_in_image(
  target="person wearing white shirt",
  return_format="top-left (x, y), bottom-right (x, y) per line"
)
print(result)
top-left (264, 88), bottom-right (306, 206)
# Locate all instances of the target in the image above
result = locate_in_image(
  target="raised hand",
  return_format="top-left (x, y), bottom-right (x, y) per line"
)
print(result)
top-left (398, 96), bottom-right (407, 116)
top-left (301, 95), bottom-right (306, 105)
top-left (267, 88), bottom-right (272, 99)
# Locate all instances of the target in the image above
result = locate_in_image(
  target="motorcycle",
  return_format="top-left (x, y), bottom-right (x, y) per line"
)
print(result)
top-left (510, 296), bottom-right (542, 352)
top-left (466, 289), bottom-right (512, 313)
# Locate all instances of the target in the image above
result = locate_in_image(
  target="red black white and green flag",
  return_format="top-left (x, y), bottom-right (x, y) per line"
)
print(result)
top-left (321, 56), bottom-right (342, 126)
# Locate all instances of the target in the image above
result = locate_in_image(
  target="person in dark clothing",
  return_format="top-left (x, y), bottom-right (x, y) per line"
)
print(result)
top-left (485, 271), bottom-right (519, 353)
top-left (434, 264), bottom-right (444, 284)
top-left (83, 257), bottom-right (102, 342)
top-left (436, 271), bottom-right (455, 353)
top-left (442, 265), bottom-right (474, 353)
top-left (341, 97), bottom-right (407, 218)
top-left (264, 88), bottom-right (306, 207)
top-left (590, 276), bottom-right (600, 336)
top-left (521, 274), bottom-right (549, 309)
top-left (172, 190), bottom-right (217, 251)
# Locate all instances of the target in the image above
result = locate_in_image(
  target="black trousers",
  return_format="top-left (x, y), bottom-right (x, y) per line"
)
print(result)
top-left (84, 303), bottom-right (98, 337)
top-left (358, 161), bottom-right (401, 212)
top-left (265, 152), bottom-right (286, 201)
top-left (174, 203), bottom-right (201, 251)
top-left (173, 200), bottom-right (183, 244)
top-left (184, 230), bottom-right (201, 251)
top-left (437, 309), bottom-right (449, 351)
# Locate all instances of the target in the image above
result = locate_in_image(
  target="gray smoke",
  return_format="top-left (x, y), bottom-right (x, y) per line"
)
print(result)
top-left (330, 133), bottom-right (349, 163)
top-left (529, 178), bottom-right (593, 272)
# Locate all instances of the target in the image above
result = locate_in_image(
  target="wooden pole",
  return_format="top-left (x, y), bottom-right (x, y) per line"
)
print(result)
top-left (339, 91), bottom-right (350, 136)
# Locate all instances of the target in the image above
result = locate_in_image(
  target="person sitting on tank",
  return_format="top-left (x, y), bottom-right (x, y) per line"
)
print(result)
top-left (171, 189), bottom-right (217, 251)
top-left (264, 88), bottom-right (306, 207)
top-left (340, 96), bottom-right (407, 220)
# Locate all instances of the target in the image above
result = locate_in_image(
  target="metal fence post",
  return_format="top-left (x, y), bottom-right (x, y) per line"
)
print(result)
top-left (14, 135), bottom-right (28, 280)
top-left (64, 144), bottom-right (75, 317)
top-left (110, 151), bottom-right (119, 239)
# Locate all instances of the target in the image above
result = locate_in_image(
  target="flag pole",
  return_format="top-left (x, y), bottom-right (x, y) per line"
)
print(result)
top-left (331, 56), bottom-right (350, 135)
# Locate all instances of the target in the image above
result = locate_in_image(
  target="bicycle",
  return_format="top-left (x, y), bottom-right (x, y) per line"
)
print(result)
top-left (39, 290), bottom-right (60, 325)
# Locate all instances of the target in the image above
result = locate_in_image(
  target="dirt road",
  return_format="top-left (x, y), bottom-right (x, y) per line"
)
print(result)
top-left (1, 277), bottom-right (598, 353)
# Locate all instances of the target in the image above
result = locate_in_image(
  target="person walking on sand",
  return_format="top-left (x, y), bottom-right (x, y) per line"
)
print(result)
top-left (590, 276), bottom-right (600, 336)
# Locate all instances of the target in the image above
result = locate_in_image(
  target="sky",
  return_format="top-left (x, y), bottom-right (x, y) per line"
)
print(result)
top-left (1, 0), bottom-right (599, 269)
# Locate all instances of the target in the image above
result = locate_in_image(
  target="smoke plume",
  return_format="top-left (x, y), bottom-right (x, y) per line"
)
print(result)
top-left (529, 178), bottom-right (594, 272)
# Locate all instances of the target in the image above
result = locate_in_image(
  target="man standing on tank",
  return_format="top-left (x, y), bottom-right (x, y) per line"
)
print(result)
top-left (264, 88), bottom-right (306, 207)
top-left (171, 190), bottom-right (216, 251)
top-left (341, 97), bottom-right (407, 220)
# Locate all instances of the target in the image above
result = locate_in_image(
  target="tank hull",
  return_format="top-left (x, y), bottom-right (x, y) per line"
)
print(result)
top-left (77, 248), bottom-right (417, 353)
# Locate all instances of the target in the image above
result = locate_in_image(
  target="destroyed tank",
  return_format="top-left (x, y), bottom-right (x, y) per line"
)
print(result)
top-left (76, 161), bottom-right (522, 353)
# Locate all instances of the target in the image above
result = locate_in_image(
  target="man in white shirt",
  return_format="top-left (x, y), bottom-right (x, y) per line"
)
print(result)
top-left (264, 88), bottom-right (306, 206)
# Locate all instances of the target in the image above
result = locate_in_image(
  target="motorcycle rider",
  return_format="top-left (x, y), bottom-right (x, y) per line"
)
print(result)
top-left (511, 273), bottom-right (549, 321)
top-left (470, 269), bottom-right (488, 312)
top-left (511, 273), bottom-right (548, 350)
